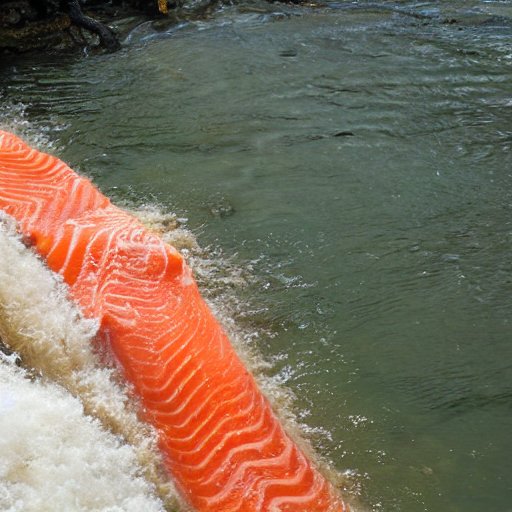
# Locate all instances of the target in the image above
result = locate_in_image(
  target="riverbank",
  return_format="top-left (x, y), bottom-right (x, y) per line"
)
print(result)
top-left (0, 0), bottom-right (224, 53)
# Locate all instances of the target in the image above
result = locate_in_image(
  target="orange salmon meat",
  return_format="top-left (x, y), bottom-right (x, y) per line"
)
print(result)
top-left (0, 130), bottom-right (349, 512)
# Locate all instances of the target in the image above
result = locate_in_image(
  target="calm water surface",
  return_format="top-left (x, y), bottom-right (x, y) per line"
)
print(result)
top-left (1, 1), bottom-right (512, 510)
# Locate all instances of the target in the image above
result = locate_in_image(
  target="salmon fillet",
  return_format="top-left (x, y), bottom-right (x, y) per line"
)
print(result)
top-left (0, 130), bottom-right (349, 512)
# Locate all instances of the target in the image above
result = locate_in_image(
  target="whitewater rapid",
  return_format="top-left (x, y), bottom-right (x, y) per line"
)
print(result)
top-left (0, 211), bottom-right (182, 511)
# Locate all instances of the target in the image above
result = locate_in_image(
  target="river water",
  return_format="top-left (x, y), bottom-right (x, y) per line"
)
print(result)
top-left (1, 1), bottom-right (511, 511)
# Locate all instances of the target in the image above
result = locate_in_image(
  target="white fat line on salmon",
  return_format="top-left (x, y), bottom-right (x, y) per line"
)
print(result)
top-left (0, 212), bottom-right (183, 512)
top-left (129, 204), bottom-right (354, 502)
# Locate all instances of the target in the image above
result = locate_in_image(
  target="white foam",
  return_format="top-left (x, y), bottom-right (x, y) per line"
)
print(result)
top-left (0, 100), bottom-right (61, 152)
top-left (0, 215), bottom-right (181, 511)
top-left (0, 363), bottom-right (163, 512)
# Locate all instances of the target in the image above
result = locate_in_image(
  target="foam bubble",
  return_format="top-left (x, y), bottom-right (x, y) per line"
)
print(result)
top-left (0, 99), bottom-right (62, 153)
top-left (0, 363), bottom-right (164, 512)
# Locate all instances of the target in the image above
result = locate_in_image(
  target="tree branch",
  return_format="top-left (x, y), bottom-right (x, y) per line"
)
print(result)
top-left (66, 0), bottom-right (120, 51)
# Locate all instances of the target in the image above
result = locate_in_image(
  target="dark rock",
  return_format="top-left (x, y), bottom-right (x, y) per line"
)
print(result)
top-left (0, 14), bottom-right (72, 52)
top-left (0, 338), bottom-right (22, 367)
top-left (333, 130), bottom-right (355, 137)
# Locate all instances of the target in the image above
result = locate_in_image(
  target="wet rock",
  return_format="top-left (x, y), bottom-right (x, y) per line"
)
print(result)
top-left (0, 1), bottom-right (38, 27)
top-left (0, 0), bottom-right (226, 54)
top-left (0, 0), bottom-right (131, 53)
top-left (0, 14), bottom-right (72, 53)
top-left (0, 338), bottom-right (22, 367)
top-left (2, 8), bottom-right (22, 27)
top-left (207, 197), bottom-right (236, 219)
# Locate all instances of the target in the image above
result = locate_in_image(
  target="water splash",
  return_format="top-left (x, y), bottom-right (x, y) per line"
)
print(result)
top-left (0, 361), bottom-right (164, 512)
top-left (0, 214), bottom-right (181, 511)
top-left (0, 97), bottom-right (64, 152)
top-left (130, 204), bottom-right (357, 509)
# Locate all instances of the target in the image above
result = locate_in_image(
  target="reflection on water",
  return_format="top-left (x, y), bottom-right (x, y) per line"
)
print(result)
top-left (1, 1), bottom-right (511, 510)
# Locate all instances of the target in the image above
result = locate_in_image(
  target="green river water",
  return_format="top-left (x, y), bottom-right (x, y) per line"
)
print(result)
top-left (1, 1), bottom-right (512, 511)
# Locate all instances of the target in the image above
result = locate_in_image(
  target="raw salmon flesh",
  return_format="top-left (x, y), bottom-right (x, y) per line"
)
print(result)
top-left (0, 130), bottom-right (349, 512)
